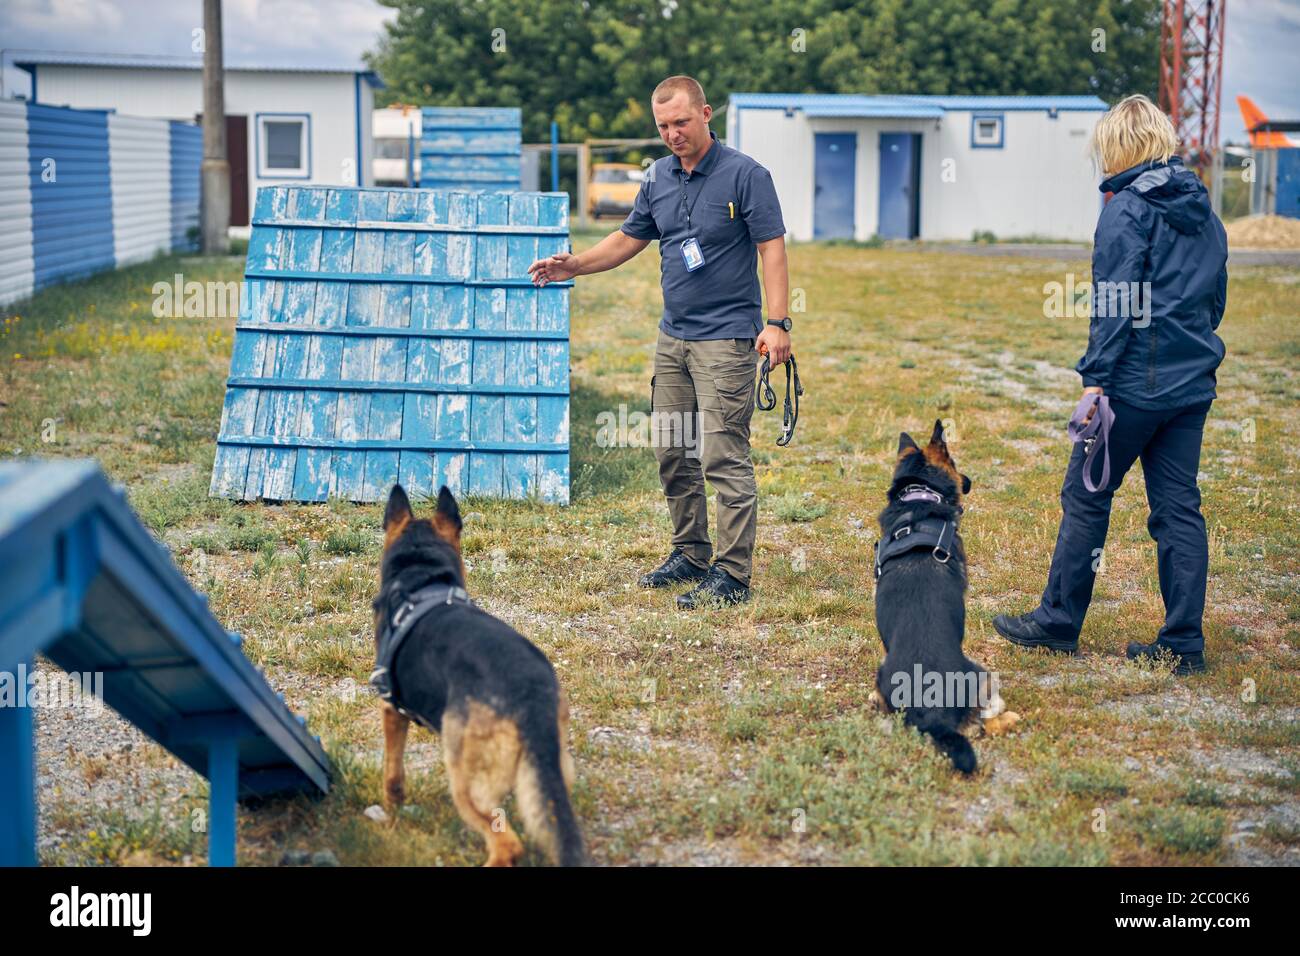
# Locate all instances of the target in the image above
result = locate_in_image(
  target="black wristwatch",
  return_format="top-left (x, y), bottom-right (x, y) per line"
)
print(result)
top-left (767, 317), bottom-right (792, 332)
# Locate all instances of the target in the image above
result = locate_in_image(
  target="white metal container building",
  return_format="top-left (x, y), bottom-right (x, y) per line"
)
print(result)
top-left (725, 94), bottom-right (1109, 242)
top-left (11, 51), bottom-right (382, 228)
top-left (373, 105), bottom-right (421, 186)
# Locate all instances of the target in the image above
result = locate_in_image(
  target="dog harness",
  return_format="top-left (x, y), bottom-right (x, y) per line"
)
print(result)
top-left (873, 484), bottom-right (960, 581)
top-left (755, 353), bottom-right (803, 446)
top-left (370, 581), bottom-right (472, 729)
top-left (1069, 393), bottom-right (1114, 493)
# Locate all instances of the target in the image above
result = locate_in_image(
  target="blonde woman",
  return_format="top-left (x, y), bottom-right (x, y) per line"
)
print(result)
top-left (994, 94), bottom-right (1228, 675)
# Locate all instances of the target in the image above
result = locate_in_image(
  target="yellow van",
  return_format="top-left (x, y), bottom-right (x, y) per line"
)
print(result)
top-left (589, 163), bottom-right (645, 218)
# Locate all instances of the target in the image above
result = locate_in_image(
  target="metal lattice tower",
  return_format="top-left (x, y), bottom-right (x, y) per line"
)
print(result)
top-left (1158, 0), bottom-right (1227, 172)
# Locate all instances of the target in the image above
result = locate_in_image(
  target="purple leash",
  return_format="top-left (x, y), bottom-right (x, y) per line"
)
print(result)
top-left (1069, 393), bottom-right (1114, 493)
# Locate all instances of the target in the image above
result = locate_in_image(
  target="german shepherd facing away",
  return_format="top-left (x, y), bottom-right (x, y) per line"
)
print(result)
top-left (374, 484), bottom-right (585, 866)
top-left (871, 421), bottom-right (1019, 774)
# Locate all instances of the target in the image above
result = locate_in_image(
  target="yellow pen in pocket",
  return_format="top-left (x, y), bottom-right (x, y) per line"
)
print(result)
top-left (728, 201), bottom-right (734, 219)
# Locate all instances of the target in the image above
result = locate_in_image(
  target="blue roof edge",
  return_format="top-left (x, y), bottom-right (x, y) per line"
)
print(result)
top-left (10, 50), bottom-right (385, 88)
top-left (728, 92), bottom-right (1109, 112)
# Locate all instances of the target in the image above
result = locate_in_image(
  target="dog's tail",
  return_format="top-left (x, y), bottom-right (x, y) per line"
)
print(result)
top-left (515, 724), bottom-right (586, 866)
top-left (906, 709), bottom-right (977, 775)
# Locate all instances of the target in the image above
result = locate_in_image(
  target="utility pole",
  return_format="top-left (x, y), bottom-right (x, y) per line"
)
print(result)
top-left (201, 0), bottom-right (230, 254)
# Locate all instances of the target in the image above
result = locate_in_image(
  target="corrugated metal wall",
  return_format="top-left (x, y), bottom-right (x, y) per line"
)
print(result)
top-left (210, 185), bottom-right (572, 504)
top-left (0, 103), bottom-right (202, 307)
top-left (27, 103), bottom-right (114, 291)
top-left (170, 122), bottom-right (202, 250)
top-left (419, 107), bottom-right (521, 191)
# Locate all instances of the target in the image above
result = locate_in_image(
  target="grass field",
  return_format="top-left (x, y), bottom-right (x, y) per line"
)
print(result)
top-left (1, 234), bottom-right (1297, 866)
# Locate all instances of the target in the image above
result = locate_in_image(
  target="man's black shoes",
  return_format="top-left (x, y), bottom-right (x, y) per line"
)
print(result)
top-left (676, 565), bottom-right (751, 609)
top-left (639, 550), bottom-right (750, 608)
top-left (639, 548), bottom-right (710, 589)
top-left (992, 612), bottom-right (1079, 653)
top-left (1126, 641), bottom-right (1206, 675)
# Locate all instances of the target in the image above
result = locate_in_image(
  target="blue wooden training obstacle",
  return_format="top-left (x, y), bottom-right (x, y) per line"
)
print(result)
top-left (0, 460), bottom-right (331, 866)
top-left (419, 107), bottom-right (522, 191)
top-left (210, 185), bottom-right (572, 504)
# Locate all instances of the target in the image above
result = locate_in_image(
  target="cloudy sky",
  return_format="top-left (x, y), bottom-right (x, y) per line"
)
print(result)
top-left (2, 0), bottom-right (1297, 142)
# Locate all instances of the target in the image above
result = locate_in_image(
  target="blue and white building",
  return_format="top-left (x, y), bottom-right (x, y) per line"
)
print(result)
top-left (725, 94), bottom-right (1110, 242)
top-left (7, 51), bottom-right (382, 229)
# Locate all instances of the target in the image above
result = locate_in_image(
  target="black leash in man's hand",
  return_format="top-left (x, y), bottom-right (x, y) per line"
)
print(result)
top-left (755, 352), bottom-right (803, 446)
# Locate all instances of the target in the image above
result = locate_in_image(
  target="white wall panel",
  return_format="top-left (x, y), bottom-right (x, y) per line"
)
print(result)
top-left (0, 101), bottom-right (36, 307)
top-left (108, 114), bottom-right (172, 267)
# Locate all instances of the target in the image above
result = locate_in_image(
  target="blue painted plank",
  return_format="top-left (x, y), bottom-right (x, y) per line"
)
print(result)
top-left (208, 736), bottom-right (238, 866)
top-left (378, 191), bottom-right (416, 328)
top-left (345, 191), bottom-right (388, 327)
top-left (447, 192), bottom-right (477, 281)
top-left (421, 106), bottom-right (521, 128)
top-left (0, 658), bottom-right (36, 866)
top-left (364, 373), bottom-right (404, 502)
top-left (410, 191), bottom-right (445, 331)
top-left (312, 188), bottom-right (358, 327)
top-left (538, 395), bottom-right (570, 504)
top-left (420, 130), bottom-right (522, 154)
top-left (305, 187), bottom-right (360, 498)
top-left (362, 448), bottom-right (401, 502)
top-left (213, 437), bottom-right (564, 452)
top-left (210, 385), bottom-right (257, 497)
top-left (535, 193), bottom-right (570, 503)
top-left (244, 268), bottom-right (561, 288)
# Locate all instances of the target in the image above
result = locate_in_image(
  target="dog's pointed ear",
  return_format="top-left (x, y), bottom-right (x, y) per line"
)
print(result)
top-left (961, 473), bottom-right (972, 495)
top-left (929, 419), bottom-right (946, 447)
top-left (898, 432), bottom-right (919, 456)
top-left (435, 485), bottom-right (462, 533)
top-left (384, 484), bottom-right (413, 531)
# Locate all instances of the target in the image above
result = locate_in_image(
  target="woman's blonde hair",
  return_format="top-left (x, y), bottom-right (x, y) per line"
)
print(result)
top-left (1091, 94), bottom-right (1179, 176)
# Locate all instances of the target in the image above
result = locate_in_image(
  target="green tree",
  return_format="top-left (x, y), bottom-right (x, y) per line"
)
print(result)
top-left (365, 0), bottom-right (1161, 143)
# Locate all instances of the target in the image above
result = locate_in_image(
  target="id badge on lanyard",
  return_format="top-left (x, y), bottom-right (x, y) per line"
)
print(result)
top-left (681, 237), bottom-right (705, 272)
top-left (680, 170), bottom-right (707, 272)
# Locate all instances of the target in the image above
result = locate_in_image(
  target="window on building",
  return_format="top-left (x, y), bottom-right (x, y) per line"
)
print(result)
top-left (374, 137), bottom-right (408, 160)
top-left (971, 114), bottom-right (1004, 149)
top-left (257, 114), bottom-right (310, 177)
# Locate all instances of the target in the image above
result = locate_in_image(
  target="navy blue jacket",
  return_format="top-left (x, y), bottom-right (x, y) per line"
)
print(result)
top-left (1076, 155), bottom-right (1228, 410)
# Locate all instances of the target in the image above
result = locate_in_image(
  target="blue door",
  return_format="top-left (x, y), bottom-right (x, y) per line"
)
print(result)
top-left (878, 133), bottom-right (921, 239)
top-left (1276, 147), bottom-right (1300, 219)
top-left (814, 133), bottom-right (856, 239)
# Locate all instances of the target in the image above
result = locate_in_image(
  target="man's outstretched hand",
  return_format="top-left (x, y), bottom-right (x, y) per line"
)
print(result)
top-left (527, 252), bottom-right (581, 286)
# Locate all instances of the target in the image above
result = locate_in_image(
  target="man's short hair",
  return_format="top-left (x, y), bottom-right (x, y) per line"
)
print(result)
top-left (653, 75), bottom-right (706, 108)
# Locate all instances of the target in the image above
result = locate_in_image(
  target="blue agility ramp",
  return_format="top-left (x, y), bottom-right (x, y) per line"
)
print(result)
top-left (210, 185), bottom-right (572, 504)
top-left (419, 107), bottom-right (522, 191)
top-left (0, 460), bottom-right (330, 866)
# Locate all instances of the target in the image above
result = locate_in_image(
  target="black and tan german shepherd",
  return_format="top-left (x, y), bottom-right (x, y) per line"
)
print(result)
top-left (374, 484), bottom-right (585, 866)
top-left (871, 421), bottom-right (1019, 774)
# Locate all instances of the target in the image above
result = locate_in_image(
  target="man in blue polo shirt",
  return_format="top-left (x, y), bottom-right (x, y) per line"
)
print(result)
top-left (528, 75), bottom-right (792, 608)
